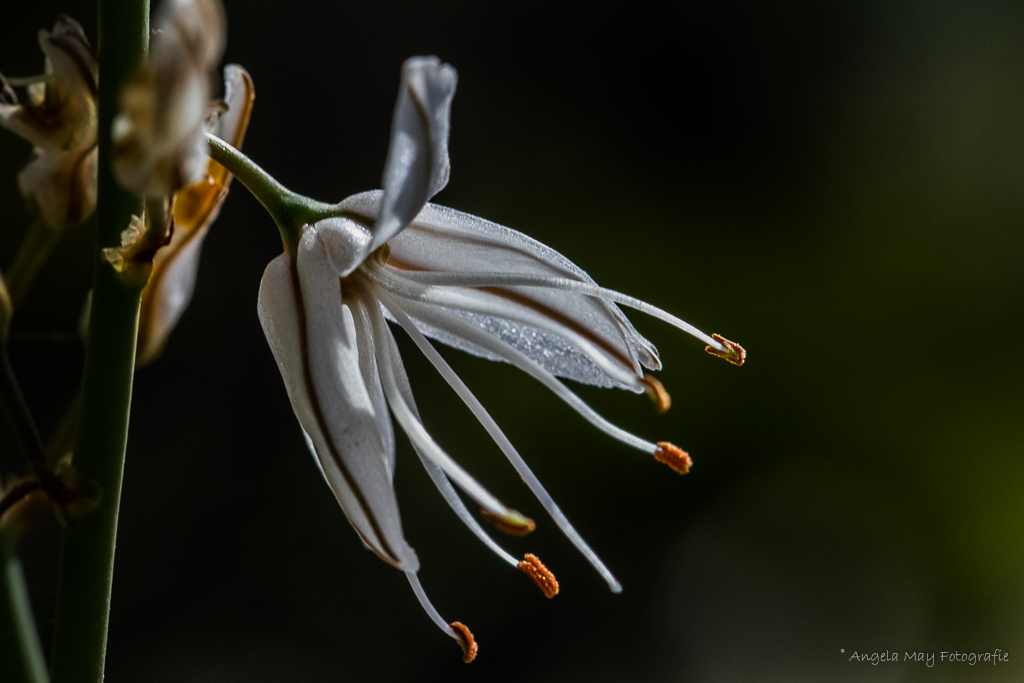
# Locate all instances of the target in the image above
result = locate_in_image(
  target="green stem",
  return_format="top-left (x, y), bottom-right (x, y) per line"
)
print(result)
top-left (206, 133), bottom-right (342, 253)
top-left (1, 546), bottom-right (48, 683)
top-left (49, 0), bottom-right (149, 680)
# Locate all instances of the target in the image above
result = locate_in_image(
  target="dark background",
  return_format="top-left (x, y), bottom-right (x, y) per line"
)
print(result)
top-left (3, 0), bottom-right (1024, 681)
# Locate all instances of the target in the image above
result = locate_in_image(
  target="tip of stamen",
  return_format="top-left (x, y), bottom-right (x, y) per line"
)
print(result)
top-left (705, 334), bottom-right (746, 366)
top-left (641, 376), bottom-right (672, 413)
top-left (449, 621), bottom-right (478, 663)
top-left (518, 553), bottom-right (560, 598)
top-left (480, 508), bottom-right (536, 536)
top-left (653, 442), bottom-right (692, 475)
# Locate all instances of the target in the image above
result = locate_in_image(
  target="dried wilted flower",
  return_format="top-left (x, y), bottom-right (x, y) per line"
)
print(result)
top-left (112, 0), bottom-right (226, 197)
top-left (137, 65), bottom-right (254, 363)
top-left (0, 15), bottom-right (98, 230)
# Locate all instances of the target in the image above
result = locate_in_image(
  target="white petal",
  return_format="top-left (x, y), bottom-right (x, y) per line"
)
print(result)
top-left (346, 191), bottom-right (659, 390)
top-left (257, 241), bottom-right (417, 571)
top-left (350, 295), bottom-right (517, 566)
top-left (386, 280), bottom-right (644, 390)
top-left (370, 58), bottom-right (457, 251)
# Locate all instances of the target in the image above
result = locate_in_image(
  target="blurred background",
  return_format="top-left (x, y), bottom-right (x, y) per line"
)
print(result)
top-left (3, 0), bottom-right (1024, 681)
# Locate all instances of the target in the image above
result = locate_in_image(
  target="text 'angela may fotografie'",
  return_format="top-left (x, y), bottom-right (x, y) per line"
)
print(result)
top-left (847, 650), bottom-right (1010, 667)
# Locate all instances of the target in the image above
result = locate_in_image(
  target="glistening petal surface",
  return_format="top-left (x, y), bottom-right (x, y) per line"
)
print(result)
top-left (344, 191), bottom-right (660, 390)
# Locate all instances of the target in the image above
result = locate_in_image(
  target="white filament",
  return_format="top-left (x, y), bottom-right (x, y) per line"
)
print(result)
top-left (406, 571), bottom-right (461, 641)
top-left (352, 297), bottom-right (512, 520)
top-left (391, 297), bottom-right (658, 454)
top-left (354, 297), bottom-right (520, 568)
top-left (367, 260), bottom-right (724, 351)
top-left (378, 290), bottom-right (623, 593)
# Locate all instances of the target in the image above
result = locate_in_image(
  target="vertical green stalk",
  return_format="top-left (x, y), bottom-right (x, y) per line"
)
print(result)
top-left (49, 0), bottom-right (149, 680)
top-left (1, 548), bottom-right (48, 683)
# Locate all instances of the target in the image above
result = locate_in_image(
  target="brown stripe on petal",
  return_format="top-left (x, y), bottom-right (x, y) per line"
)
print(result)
top-left (653, 442), bottom-right (692, 475)
top-left (449, 621), bottom-right (478, 663)
top-left (289, 263), bottom-right (405, 568)
top-left (383, 255), bottom-right (640, 382)
top-left (519, 553), bottom-right (559, 598)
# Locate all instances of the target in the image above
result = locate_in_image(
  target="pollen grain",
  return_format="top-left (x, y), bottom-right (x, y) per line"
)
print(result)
top-left (450, 621), bottom-right (478, 663)
top-left (519, 553), bottom-right (559, 598)
top-left (654, 442), bottom-right (692, 475)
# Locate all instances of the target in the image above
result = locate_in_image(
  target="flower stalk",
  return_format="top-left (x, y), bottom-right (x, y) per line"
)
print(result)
top-left (49, 0), bottom-right (149, 680)
top-left (0, 548), bottom-right (48, 683)
top-left (205, 133), bottom-right (341, 253)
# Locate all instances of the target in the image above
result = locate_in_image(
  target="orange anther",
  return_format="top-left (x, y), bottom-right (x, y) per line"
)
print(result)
top-left (449, 621), bottom-right (478, 663)
top-left (640, 375), bottom-right (671, 413)
top-left (518, 553), bottom-right (559, 598)
top-left (480, 508), bottom-right (536, 536)
top-left (653, 442), bottom-right (692, 475)
top-left (705, 334), bottom-right (746, 366)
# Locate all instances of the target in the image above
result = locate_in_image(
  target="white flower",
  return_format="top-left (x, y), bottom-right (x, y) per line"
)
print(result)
top-left (112, 0), bottom-right (226, 197)
top-left (258, 56), bottom-right (744, 662)
top-left (0, 16), bottom-right (98, 230)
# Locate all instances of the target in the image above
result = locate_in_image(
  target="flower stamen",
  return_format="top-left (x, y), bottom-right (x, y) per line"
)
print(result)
top-left (376, 292), bottom-right (622, 593)
top-left (640, 375), bottom-right (671, 413)
top-left (518, 553), bottom-right (559, 598)
top-left (406, 572), bottom-right (477, 662)
top-left (394, 298), bottom-right (661, 454)
top-left (480, 508), bottom-right (536, 536)
top-left (449, 621), bottom-right (478, 663)
top-left (653, 442), bottom-right (692, 475)
top-left (705, 333), bottom-right (746, 366)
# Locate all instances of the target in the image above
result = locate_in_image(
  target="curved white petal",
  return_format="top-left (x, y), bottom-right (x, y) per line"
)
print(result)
top-left (370, 57), bottom-right (457, 251)
top-left (257, 237), bottom-right (417, 571)
top-left (345, 191), bottom-right (659, 389)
